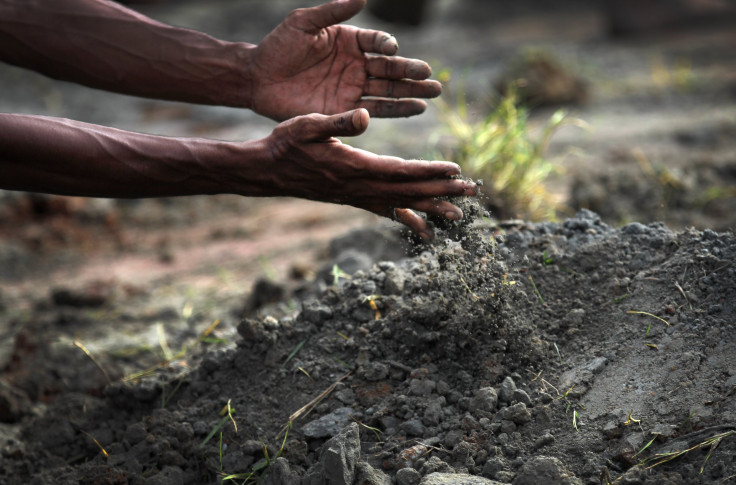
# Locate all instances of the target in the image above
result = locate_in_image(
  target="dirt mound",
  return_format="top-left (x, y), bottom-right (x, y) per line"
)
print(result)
top-left (1, 210), bottom-right (735, 485)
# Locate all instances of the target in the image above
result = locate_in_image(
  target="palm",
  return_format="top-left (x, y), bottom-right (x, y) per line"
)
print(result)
top-left (248, 0), bottom-right (441, 122)
top-left (251, 24), bottom-right (366, 120)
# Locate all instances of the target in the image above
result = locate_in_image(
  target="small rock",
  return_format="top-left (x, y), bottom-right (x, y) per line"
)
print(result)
top-left (410, 378), bottom-right (437, 396)
top-left (436, 380), bottom-right (450, 395)
top-left (302, 407), bottom-right (356, 439)
top-left (419, 457), bottom-right (455, 476)
top-left (384, 270), bottom-right (406, 295)
top-left (584, 356), bottom-right (608, 375)
top-left (301, 301), bottom-right (333, 325)
top-left (443, 429), bottom-right (464, 448)
top-left (601, 421), bottom-right (622, 440)
top-left (499, 377), bottom-right (517, 403)
top-left (222, 451), bottom-right (254, 475)
top-left (532, 432), bottom-right (555, 450)
top-left (513, 456), bottom-right (583, 485)
top-left (400, 419), bottom-right (425, 437)
top-left (396, 467), bottom-right (421, 485)
top-left (260, 457), bottom-right (298, 485)
top-left (495, 471), bottom-right (516, 483)
top-left (361, 362), bottom-right (389, 381)
top-left (321, 423), bottom-right (361, 485)
top-left (124, 422), bottom-right (147, 445)
top-left (355, 461), bottom-right (391, 485)
top-left (452, 441), bottom-right (473, 463)
top-left (423, 400), bottom-right (443, 427)
top-left (499, 420), bottom-right (516, 434)
top-left (500, 403), bottom-right (531, 425)
top-left (482, 456), bottom-right (507, 478)
top-left (511, 389), bottom-right (532, 406)
top-left (470, 387), bottom-right (498, 416)
top-left (420, 472), bottom-right (505, 485)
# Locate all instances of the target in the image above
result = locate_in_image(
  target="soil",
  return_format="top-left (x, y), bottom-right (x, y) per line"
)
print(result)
top-left (1, 1), bottom-right (735, 485)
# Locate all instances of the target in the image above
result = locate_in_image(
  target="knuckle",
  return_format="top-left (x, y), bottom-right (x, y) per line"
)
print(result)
top-left (286, 8), bottom-right (308, 25)
top-left (378, 101), bottom-right (396, 116)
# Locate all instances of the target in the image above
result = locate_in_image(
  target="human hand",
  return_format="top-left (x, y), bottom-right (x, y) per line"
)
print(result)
top-left (246, 0), bottom-right (441, 121)
top-left (251, 109), bottom-right (476, 240)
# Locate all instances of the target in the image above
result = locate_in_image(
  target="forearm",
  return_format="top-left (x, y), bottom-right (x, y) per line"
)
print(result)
top-left (0, 114), bottom-right (270, 198)
top-left (0, 0), bottom-right (255, 108)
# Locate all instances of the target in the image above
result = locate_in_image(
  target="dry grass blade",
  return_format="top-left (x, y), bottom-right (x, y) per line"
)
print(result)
top-left (627, 310), bottom-right (670, 327)
top-left (78, 428), bottom-right (109, 459)
top-left (73, 339), bottom-right (112, 385)
top-left (279, 371), bottom-right (352, 437)
top-left (639, 430), bottom-right (736, 473)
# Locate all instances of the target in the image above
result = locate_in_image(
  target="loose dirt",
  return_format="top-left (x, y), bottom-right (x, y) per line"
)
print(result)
top-left (1, 211), bottom-right (735, 485)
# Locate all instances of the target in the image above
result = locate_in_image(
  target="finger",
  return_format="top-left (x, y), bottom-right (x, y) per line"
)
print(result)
top-left (394, 208), bottom-right (434, 241)
top-left (364, 79), bottom-right (442, 99)
top-left (288, 0), bottom-right (366, 33)
top-left (356, 29), bottom-right (398, 55)
top-left (374, 178), bottom-right (477, 199)
top-left (366, 56), bottom-right (432, 80)
top-left (356, 156), bottom-right (463, 180)
top-left (408, 199), bottom-right (465, 221)
top-left (357, 98), bottom-right (428, 118)
top-left (298, 109), bottom-right (370, 141)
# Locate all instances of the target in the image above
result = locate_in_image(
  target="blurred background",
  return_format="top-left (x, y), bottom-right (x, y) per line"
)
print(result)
top-left (0, 0), bottom-right (735, 381)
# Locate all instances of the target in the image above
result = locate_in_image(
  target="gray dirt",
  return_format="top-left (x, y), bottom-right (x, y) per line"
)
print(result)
top-left (2, 210), bottom-right (735, 485)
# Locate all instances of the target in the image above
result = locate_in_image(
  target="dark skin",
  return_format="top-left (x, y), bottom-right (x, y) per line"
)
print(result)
top-left (0, 0), bottom-right (476, 240)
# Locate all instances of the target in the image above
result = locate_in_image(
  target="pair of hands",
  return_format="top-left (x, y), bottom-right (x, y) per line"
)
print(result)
top-left (248, 0), bottom-right (475, 239)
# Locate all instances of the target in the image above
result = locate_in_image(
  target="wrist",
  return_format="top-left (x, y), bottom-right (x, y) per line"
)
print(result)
top-left (205, 137), bottom-right (276, 197)
top-left (218, 41), bottom-right (257, 109)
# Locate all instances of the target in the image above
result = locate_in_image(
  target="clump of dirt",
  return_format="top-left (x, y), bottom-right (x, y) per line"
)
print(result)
top-left (2, 209), bottom-right (735, 485)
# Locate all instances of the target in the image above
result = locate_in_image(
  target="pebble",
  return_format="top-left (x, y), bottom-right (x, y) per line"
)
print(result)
top-left (321, 423), bottom-right (361, 485)
top-left (469, 387), bottom-right (498, 415)
top-left (396, 467), bottom-right (421, 485)
top-left (512, 389), bottom-right (532, 406)
top-left (514, 455), bottom-right (584, 485)
top-left (410, 378), bottom-right (437, 396)
top-left (532, 432), bottom-right (555, 450)
top-left (302, 407), bottom-right (356, 439)
top-left (361, 362), bottom-right (389, 381)
top-left (399, 419), bottom-right (426, 437)
top-left (498, 377), bottom-right (517, 403)
top-left (420, 472), bottom-right (505, 485)
top-left (499, 402), bottom-right (531, 425)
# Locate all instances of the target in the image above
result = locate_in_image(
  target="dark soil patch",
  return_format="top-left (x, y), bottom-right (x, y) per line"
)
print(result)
top-left (2, 210), bottom-right (734, 485)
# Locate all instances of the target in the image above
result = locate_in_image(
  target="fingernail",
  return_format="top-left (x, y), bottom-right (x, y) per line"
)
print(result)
top-left (408, 61), bottom-right (430, 79)
top-left (445, 211), bottom-right (461, 220)
top-left (381, 35), bottom-right (398, 54)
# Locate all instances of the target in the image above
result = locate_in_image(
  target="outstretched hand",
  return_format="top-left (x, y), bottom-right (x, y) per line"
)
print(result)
top-left (247, 0), bottom-right (441, 121)
top-left (252, 109), bottom-right (476, 239)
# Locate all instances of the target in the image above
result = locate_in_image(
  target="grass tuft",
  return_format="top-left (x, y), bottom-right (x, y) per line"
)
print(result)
top-left (433, 77), bottom-right (585, 220)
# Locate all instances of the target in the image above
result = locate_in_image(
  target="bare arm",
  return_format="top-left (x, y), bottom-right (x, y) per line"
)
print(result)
top-left (0, 0), bottom-right (251, 108)
top-left (0, 0), bottom-right (440, 120)
top-left (0, 111), bottom-right (476, 239)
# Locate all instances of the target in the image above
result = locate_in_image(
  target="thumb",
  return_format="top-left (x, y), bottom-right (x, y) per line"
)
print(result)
top-left (292, 0), bottom-right (366, 32)
top-left (307, 109), bottom-right (369, 140)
